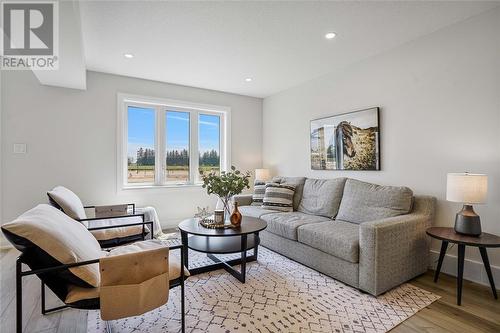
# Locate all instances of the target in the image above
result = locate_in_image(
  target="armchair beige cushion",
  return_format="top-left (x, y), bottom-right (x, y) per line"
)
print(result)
top-left (1, 204), bottom-right (104, 287)
top-left (47, 186), bottom-right (87, 220)
top-left (99, 240), bottom-right (170, 320)
top-left (65, 240), bottom-right (187, 309)
top-left (88, 216), bottom-right (147, 241)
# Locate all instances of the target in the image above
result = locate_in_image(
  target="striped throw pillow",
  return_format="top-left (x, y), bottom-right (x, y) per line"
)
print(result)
top-left (262, 183), bottom-right (296, 212)
top-left (252, 180), bottom-right (266, 206)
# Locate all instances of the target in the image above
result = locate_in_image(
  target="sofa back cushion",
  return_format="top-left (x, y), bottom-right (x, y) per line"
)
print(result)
top-left (278, 177), bottom-right (306, 211)
top-left (47, 186), bottom-right (86, 220)
top-left (1, 204), bottom-right (104, 287)
top-left (337, 179), bottom-right (413, 224)
top-left (262, 183), bottom-right (295, 212)
top-left (298, 178), bottom-right (347, 218)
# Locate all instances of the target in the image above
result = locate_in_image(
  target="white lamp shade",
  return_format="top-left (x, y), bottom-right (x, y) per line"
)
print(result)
top-left (255, 168), bottom-right (271, 181)
top-left (446, 173), bottom-right (487, 204)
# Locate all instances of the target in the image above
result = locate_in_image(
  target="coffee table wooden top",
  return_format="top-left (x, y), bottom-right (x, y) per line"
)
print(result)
top-left (426, 227), bottom-right (500, 248)
top-left (178, 216), bottom-right (267, 237)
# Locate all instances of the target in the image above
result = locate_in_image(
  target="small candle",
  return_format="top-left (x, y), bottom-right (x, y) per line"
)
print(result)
top-left (214, 210), bottom-right (224, 224)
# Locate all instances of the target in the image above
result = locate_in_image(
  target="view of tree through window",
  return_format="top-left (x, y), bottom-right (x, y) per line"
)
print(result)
top-left (199, 114), bottom-right (221, 177)
top-left (127, 106), bottom-right (155, 183)
top-left (166, 111), bottom-right (190, 183)
top-left (123, 98), bottom-right (225, 186)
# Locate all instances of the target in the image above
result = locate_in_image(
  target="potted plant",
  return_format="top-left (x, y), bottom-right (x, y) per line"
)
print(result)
top-left (201, 166), bottom-right (251, 220)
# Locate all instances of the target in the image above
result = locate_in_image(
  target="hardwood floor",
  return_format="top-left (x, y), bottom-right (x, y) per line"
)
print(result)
top-left (1, 248), bottom-right (498, 333)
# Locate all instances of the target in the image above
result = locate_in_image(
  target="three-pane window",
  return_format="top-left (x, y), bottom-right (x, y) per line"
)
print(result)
top-left (121, 97), bottom-right (227, 187)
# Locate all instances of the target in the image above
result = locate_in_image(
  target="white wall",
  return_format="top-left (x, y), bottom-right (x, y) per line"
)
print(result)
top-left (0, 70), bottom-right (3, 248)
top-left (1, 71), bottom-right (262, 243)
top-left (263, 7), bottom-right (500, 274)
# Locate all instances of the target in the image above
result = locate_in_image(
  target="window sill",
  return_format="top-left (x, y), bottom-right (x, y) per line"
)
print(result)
top-left (121, 183), bottom-right (204, 191)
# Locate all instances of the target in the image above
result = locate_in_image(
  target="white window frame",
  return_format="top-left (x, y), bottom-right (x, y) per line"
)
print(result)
top-left (117, 93), bottom-right (231, 190)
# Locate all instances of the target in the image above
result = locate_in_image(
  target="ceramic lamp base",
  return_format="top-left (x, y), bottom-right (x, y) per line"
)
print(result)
top-left (454, 205), bottom-right (482, 237)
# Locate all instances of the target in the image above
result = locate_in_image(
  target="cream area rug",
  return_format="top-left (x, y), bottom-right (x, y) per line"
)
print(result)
top-left (87, 245), bottom-right (439, 333)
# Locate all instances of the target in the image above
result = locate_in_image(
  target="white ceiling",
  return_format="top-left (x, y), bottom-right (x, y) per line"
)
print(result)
top-left (79, 1), bottom-right (498, 98)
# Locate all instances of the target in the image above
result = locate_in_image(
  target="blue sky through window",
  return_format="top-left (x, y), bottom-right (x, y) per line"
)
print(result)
top-left (127, 106), bottom-right (220, 160)
top-left (128, 106), bottom-right (155, 161)
top-left (199, 114), bottom-right (220, 153)
top-left (166, 111), bottom-right (189, 151)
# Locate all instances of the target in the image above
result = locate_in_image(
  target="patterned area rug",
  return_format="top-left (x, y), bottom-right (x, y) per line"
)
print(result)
top-left (87, 243), bottom-right (439, 333)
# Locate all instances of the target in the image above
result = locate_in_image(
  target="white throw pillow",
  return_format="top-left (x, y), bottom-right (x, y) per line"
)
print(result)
top-left (47, 186), bottom-right (87, 220)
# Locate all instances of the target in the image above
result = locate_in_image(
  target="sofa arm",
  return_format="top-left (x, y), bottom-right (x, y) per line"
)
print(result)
top-left (359, 212), bottom-right (433, 295)
top-left (233, 194), bottom-right (253, 206)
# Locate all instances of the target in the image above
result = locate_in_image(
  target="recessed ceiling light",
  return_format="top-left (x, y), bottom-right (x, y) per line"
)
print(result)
top-left (124, 53), bottom-right (134, 59)
top-left (245, 77), bottom-right (253, 82)
top-left (325, 32), bottom-right (337, 40)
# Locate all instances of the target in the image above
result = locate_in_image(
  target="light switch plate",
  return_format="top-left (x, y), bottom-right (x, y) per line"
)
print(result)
top-left (13, 143), bottom-right (27, 154)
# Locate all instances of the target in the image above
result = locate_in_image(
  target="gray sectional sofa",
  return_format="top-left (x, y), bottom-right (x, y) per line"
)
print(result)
top-left (234, 177), bottom-right (436, 296)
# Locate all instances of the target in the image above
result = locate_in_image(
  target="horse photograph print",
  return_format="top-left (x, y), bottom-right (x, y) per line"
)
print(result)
top-left (310, 107), bottom-right (380, 170)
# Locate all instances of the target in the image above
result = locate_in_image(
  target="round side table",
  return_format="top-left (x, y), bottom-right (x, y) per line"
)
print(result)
top-left (426, 227), bottom-right (500, 305)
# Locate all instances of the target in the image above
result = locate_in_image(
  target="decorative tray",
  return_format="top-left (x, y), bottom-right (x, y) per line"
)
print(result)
top-left (199, 218), bottom-right (236, 229)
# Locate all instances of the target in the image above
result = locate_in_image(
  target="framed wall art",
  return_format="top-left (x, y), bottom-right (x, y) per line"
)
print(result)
top-left (310, 107), bottom-right (380, 170)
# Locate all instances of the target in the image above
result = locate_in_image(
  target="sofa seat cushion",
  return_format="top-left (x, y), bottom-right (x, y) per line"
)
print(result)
top-left (337, 179), bottom-right (414, 224)
top-left (298, 178), bottom-right (347, 218)
top-left (239, 206), bottom-right (275, 218)
top-left (297, 220), bottom-right (360, 263)
top-left (261, 212), bottom-right (331, 240)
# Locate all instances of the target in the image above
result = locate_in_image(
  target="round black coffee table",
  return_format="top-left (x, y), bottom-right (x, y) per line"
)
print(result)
top-left (178, 216), bottom-right (267, 283)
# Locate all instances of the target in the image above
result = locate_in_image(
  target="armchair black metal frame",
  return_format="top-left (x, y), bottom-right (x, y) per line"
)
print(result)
top-left (15, 244), bottom-right (186, 333)
top-left (81, 204), bottom-right (154, 247)
top-left (48, 196), bottom-right (154, 248)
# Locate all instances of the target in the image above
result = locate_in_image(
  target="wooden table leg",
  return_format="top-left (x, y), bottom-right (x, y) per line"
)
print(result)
top-left (457, 244), bottom-right (466, 306)
top-left (434, 241), bottom-right (449, 282)
top-left (479, 247), bottom-right (498, 299)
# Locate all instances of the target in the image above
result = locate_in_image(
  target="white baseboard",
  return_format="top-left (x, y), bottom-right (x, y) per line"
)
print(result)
top-left (429, 250), bottom-right (500, 289)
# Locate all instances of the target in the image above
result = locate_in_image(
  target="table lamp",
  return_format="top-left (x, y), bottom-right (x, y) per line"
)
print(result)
top-left (446, 172), bottom-right (487, 236)
top-left (255, 168), bottom-right (271, 182)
